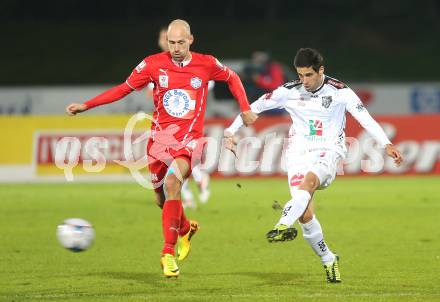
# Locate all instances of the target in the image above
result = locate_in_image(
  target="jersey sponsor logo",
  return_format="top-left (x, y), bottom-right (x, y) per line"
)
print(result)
top-left (321, 96), bottom-right (333, 108)
top-left (309, 119), bottom-right (323, 136)
top-left (162, 89), bottom-right (196, 118)
top-left (190, 77), bottom-right (202, 89)
top-left (159, 75), bottom-right (168, 88)
top-left (135, 60), bottom-right (146, 73)
top-left (289, 173), bottom-right (304, 186)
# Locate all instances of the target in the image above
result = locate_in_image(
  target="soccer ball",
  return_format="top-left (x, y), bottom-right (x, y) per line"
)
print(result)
top-left (56, 218), bottom-right (95, 252)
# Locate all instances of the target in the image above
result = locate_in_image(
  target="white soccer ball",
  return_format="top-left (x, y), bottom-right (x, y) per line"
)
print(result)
top-left (56, 218), bottom-right (95, 252)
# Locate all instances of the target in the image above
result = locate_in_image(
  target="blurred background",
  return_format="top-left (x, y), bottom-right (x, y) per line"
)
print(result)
top-left (1, 0), bottom-right (439, 181)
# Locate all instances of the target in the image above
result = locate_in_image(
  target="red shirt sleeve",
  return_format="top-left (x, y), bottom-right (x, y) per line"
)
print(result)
top-left (209, 56), bottom-right (231, 81)
top-left (84, 82), bottom-right (133, 110)
top-left (125, 57), bottom-right (153, 90)
top-left (208, 56), bottom-right (251, 112)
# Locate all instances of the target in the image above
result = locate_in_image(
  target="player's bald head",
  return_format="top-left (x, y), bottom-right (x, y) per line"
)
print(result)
top-left (167, 19), bottom-right (194, 62)
top-left (168, 19), bottom-right (191, 37)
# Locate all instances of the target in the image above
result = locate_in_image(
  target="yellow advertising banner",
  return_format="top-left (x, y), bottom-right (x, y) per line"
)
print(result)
top-left (0, 115), bottom-right (150, 175)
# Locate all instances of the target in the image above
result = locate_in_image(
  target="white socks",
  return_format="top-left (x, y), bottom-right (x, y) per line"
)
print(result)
top-left (191, 165), bottom-right (202, 183)
top-left (277, 190), bottom-right (311, 227)
top-left (276, 190), bottom-right (336, 264)
top-left (181, 180), bottom-right (193, 200)
top-left (300, 215), bottom-right (335, 264)
top-left (181, 180), bottom-right (196, 209)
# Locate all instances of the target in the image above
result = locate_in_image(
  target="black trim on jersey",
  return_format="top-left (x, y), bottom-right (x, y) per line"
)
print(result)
top-left (283, 79), bottom-right (302, 89)
top-left (324, 76), bottom-right (347, 90)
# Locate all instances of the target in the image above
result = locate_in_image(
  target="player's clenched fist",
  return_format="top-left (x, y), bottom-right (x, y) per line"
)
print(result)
top-left (241, 110), bottom-right (258, 126)
top-left (66, 103), bottom-right (87, 116)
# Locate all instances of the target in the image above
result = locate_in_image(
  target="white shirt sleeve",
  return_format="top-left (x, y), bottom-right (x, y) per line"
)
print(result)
top-left (225, 86), bottom-right (289, 135)
top-left (343, 88), bottom-right (391, 147)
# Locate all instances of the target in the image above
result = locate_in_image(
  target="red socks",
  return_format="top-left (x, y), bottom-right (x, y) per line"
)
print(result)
top-left (179, 210), bottom-right (190, 237)
top-left (162, 199), bottom-right (181, 255)
top-left (161, 199), bottom-right (190, 255)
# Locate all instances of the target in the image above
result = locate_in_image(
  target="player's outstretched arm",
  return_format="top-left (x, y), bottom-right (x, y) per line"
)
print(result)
top-left (65, 82), bottom-right (134, 116)
top-left (224, 85), bottom-right (288, 139)
top-left (66, 103), bottom-right (87, 116)
top-left (224, 70), bottom-right (257, 126)
top-left (224, 109), bottom-right (258, 139)
top-left (344, 89), bottom-right (404, 166)
top-left (223, 89), bottom-right (288, 156)
top-left (209, 56), bottom-right (264, 126)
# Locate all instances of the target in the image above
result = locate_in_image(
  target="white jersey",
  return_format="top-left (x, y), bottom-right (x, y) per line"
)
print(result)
top-left (226, 75), bottom-right (391, 158)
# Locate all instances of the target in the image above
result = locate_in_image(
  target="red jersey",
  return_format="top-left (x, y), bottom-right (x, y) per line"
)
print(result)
top-left (125, 52), bottom-right (237, 143)
top-left (85, 51), bottom-right (250, 146)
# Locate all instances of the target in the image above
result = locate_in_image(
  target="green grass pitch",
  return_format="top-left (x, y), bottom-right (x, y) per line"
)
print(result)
top-left (1, 176), bottom-right (439, 302)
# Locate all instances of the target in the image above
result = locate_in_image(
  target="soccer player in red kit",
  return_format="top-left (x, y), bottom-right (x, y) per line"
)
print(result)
top-left (66, 19), bottom-right (257, 277)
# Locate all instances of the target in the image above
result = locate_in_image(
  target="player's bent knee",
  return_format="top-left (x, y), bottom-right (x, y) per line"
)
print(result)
top-left (299, 180), bottom-right (318, 193)
top-left (300, 172), bottom-right (320, 191)
top-left (164, 174), bottom-right (182, 196)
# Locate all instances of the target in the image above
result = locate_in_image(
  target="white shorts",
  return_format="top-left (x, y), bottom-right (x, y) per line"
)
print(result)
top-left (285, 148), bottom-right (341, 196)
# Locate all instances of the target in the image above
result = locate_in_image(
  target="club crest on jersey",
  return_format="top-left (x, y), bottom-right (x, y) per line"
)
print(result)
top-left (163, 89), bottom-right (195, 118)
top-left (321, 96), bottom-right (333, 108)
top-left (159, 75), bottom-right (168, 88)
top-left (190, 77), bottom-right (202, 89)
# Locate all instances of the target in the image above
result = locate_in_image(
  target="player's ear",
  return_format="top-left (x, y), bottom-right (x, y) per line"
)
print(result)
top-left (188, 34), bottom-right (194, 45)
top-left (319, 65), bottom-right (324, 76)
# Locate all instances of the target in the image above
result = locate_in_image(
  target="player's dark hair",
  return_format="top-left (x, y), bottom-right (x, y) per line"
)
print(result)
top-left (294, 48), bottom-right (324, 73)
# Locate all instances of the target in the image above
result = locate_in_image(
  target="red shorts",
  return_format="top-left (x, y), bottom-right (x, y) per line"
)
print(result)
top-left (146, 138), bottom-right (205, 193)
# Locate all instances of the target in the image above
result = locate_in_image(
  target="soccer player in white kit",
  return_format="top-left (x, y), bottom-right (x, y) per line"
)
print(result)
top-left (224, 48), bottom-right (403, 283)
